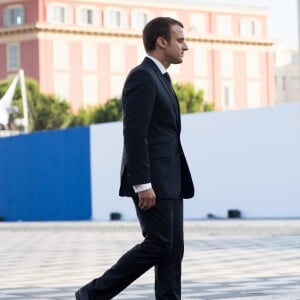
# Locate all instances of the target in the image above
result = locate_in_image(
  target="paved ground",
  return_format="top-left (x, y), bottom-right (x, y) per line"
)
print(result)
top-left (0, 220), bottom-right (300, 300)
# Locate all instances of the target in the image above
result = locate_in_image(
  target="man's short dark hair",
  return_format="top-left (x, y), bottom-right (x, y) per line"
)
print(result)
top-left (143, 17), bottom-right (184, 52)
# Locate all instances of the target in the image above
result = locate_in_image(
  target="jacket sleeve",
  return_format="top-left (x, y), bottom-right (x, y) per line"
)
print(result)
top-left (122, 69), bottom-right (156, 185)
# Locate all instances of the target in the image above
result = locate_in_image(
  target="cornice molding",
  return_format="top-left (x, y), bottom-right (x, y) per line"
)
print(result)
top-left (0, 24), bottom-right (274, 47)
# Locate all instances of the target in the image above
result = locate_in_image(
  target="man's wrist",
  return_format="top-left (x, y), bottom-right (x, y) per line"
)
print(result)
top-left (133, 183), bottom-right (152, 193)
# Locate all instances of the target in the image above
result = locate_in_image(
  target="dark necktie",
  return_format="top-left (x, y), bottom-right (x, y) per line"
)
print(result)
top-left (163, 72), bottom-right (172, 85)
top-left (163, 72), bottom-right (180, 125)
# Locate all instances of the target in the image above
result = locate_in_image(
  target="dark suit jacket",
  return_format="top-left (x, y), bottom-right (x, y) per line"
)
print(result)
top-left (119, 57), bottom-right (194, 199)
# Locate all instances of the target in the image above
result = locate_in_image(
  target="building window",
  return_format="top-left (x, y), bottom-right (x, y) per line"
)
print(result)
top-left (110, 44), bottom-right (125, 73)
top-left (110, 75), bottom-right (124, 98)
top-left (223, 86), bottom-right (230, 107)
top-left (221, 81), bottom-right (234, 109)
top-left (47, 4), bottom-right (71, 24)
top-left (246, 51), bottom-right (259, 78)
top-left (282, 76), bottom-right (286, 90)
top-left (274, 52), bottom-right (277, 64)
top-left (220, 50), bottom-right (233, 77)
top-left (53, 41), bottom-right (69, 70)
top-left (216, 15), bottom-right (232, 36)
top-left (83, 43), bottom-right (97, 71)
top-left (194, 48), bottom-right (207, 76)
top-left (240, 19), bottom-right (261, 37)
top-left (137, 45), bottom-right (145, 64)
top-left (54, 74), bottom-right (69, 100)
top-left (83, 75), bottom-right (98, 105)
top-left (3, 5), bottom-right (25, 26)
top-left (291, 53), bottom-right (300, 64)
top-left (104, 8), bottom-right (126, 28)
top-left (76, 6), bottom-right (99, 26)
top-left (7, 44), bottom-right (20, 70)
top-left (247, 81), bottom-right (260, 108)
top-left (190, 13), bottom-right (206, 34)
top-left (290, 78), bottom-right (300, 90)
top-left (131, 10), bottom-right (152, 29)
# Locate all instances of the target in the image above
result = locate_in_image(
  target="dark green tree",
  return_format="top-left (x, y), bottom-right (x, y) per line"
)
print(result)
top-left (173, 82), bottom-right (214, 114)
top-left (68, 98), bottom-right (122, 127)
top-left (67, 83), bottom-right (213, 128)
top-left (0, 78), bottom-right (214, 131)
top-left (66, 106), bottom-right (95, 127)
top-left (92, 98), bottom-right (122, 123)
top-left (0, 78), bottom-right (72, 131)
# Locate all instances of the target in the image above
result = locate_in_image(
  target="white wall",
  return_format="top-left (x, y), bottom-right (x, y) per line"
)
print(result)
top-left (90, 103), bottom-right (300, 220)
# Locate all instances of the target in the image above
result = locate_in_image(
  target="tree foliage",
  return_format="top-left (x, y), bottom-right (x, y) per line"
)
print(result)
top-left (173, 82), bottom-right (214, 113)
top-left (0, 78), bottom-right (213, 132)
top-left (93, 98), bottom-right (123, 123)
top-left (0, 78), bottom-right (71, 131)
top-left (67, 98), bottom-right (122, 127)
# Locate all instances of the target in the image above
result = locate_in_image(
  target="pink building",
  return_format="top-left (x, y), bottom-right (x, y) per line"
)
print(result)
top-left (0, 0), bottom-right (275, 111)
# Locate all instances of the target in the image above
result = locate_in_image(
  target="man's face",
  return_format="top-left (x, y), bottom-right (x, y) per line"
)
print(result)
top-left (164, 24), bottom-right (188, 65)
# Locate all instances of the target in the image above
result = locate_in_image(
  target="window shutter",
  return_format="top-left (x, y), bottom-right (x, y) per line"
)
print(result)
top-left (19, 7), bottom-right (24, 25)
top-left (46, 5), bottom-right (53, 22)
top-left (65, 6), bottom-right (71, 24)
top-left (103, 9), bottom-right (109, 27)
top-left (3, 8), bottom-right (10, 26)
top-left (75, 8), bottom-right (80, 25)
top-left (120, 11), bottom-right (127, 28)
top-left (93, 8), bottom-right (100, 26)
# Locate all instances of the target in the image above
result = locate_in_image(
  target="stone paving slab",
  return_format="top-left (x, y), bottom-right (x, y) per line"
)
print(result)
top-left (0, 220), bottom-right (300, 299)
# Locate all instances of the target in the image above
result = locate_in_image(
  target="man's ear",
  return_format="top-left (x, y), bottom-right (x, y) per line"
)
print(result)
top-left (156, 37), bottom-right (167, 49)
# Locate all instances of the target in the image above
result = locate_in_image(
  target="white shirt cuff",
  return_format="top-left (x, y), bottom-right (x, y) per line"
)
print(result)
top-left (133, 183), bottom-right (152, 193)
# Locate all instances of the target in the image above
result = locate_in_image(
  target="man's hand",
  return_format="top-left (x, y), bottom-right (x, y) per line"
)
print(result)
top-left (138, 188), bottom-right (156, 210)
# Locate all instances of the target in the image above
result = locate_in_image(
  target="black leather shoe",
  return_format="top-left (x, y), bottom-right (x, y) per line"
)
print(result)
top-left (75, 287), bottom-right (90, 300)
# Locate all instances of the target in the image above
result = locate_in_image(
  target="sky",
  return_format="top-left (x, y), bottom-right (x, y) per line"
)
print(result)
top-left (191, 0), bottom-right (299, 47)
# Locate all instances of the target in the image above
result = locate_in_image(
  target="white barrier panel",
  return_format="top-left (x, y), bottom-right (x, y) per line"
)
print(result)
top-left (90, 103), bottom-right (300, 220)
top-left (90, 122), bottom-right (131, 221)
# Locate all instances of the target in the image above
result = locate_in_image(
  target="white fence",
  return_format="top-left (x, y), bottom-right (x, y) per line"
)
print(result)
top-left (90, 102), bottom-right (300, 220)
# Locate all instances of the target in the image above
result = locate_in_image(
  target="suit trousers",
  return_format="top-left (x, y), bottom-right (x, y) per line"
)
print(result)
top-left (85, 197), bottom-right (184, 300)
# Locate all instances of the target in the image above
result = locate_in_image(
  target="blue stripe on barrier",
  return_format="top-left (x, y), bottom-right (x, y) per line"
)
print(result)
top-left (0, 127), bottom-right (91, 221)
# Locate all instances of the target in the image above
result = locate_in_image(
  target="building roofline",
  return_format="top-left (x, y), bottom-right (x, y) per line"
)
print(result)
top-left (0, 0), bottom-right (268, 16)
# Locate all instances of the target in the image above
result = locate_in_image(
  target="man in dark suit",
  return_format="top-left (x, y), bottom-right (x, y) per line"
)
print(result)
top-left (75, 17), bottom-right (194, 300)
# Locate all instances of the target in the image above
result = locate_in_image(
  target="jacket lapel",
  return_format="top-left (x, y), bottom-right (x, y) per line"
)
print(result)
top-left (158, 71), bottom-right (180, 126)
top-left (143, 58), bottom-right (181, 131)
